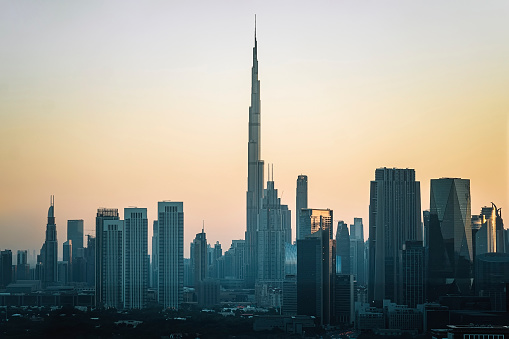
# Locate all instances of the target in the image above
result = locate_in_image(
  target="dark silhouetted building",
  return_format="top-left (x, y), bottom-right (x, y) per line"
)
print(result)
top-left (95, 208), bottom-right (119, 307)
top-left (401, 240), bottom-right (424, 307)
top-left (297, 225), bottom-right (336, 326)
top-left (475, 252), bottom-right (509, 311)
top-left (124, 207), bottom-right (148, 309)
top-left (67, 219), bottom-right (84, 259)
top-left (1, 249), bottom-right (13, 288)
top-left (42, 195), bottom-right (58, 286)
top-left (158, 201), bottom-right (184, 309)
top-left (296, 175), bottom-right (308, 241)
top-left (428, 178), bottom-right (472, 301)
top-left (369, 168), bottom-right (422, 305)
top-left (336, 221), bottom-right (351, 275)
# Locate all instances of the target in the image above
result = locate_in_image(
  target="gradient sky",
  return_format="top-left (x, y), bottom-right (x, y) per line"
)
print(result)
top-left (1, 1), bottom-right (508, 258)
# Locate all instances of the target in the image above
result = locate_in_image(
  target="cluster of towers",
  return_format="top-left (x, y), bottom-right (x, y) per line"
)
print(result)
top-left (1, 26), bottom-right (506, 330)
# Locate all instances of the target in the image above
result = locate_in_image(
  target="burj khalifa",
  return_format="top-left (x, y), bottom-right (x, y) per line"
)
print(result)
top-left (245, 20), bottom-right (264, 288)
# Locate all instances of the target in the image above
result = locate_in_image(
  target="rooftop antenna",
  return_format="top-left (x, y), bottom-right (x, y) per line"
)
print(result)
top-left (202, 220), bottom-right (205, 233)
top-left (255, 14), bottom-right (257, 40)
top-left (271, 164), bottom-right (274, 182)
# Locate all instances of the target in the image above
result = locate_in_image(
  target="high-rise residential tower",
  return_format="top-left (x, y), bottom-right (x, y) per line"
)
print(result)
top-left (246, 22), bottom-right (264, 288)
top-left (296, 175), bottom-right (308, 241)
top-left (368, 168), bottom-right (422, 305)
top-left (124, 207), bottom-right (148, 309)
top-left (158, 201), bottom-right (184, 309)
top-left (427, 178), bottom-right (472, 301)
top-left (95, 208), bottom-right (119, 307)
top-left (42, 195), bottom-right (58, 285)
top-left (67, 220), bottom-right (84, 259)
top-left (101, 219), bottom-right (124, 309)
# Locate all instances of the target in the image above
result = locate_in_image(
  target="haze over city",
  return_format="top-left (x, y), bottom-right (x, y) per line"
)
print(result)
top-left (1, 1), bottom-right (508, 257)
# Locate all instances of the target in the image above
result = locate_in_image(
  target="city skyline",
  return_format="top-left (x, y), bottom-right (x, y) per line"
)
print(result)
top-left (1, 2), bottom-right (508, 257)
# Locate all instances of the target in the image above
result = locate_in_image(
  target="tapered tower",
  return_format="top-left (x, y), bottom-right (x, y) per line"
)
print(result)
top-left (43, 195), bottom-right (58, 285)
top-left (246, 17), bottom-right (264, 287)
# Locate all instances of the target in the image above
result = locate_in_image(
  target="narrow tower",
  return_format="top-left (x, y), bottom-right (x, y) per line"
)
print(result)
top-left (246, 17), bottom-right (264, 287)
top-left (43, 195), bottom-right (58, 285)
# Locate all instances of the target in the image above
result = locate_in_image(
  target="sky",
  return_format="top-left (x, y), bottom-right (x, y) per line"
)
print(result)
top-left (1, 1), bottom-right (508, 259)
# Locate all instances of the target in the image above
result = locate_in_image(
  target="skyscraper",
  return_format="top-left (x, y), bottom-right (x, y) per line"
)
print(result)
top-left (245, 21), bottom-right (264, 288)
top-left (0, 250), bottom-right (12, 288)
top-left (298, 208), bottom-right (333, 240)
top-left (368, 168), bottom-right (422, 305)
top-left (16, 250), bottom-right (29, 281)
top-left (193, 228), bottom-right (208, 284)
top-left (336, 221), bottom-right (351, 275)
top-left (297, 226), bottom-right (336, 326)
top-left (296, 175), bottom-right (308, 241)
top-left (257, 174), bottom-right (289, 285)
top-left (67, 219), bottom-right (84, 259)
top-left (101, 219), bottom-right (124, 309)
top-left (158, 201), bottom-right (184, 309)
top-left (42, 195), bottom-right (58, 285)
top-left (427, 178), bottom-right (472, 301)
top-left (350, 218), bottom-right (366, 285)
top-left (95, 208), bottom-right (119, 307)
top-left (151, 220), bottom-right (159, 289)
top-left (124, 207), bottom-right (148, 309)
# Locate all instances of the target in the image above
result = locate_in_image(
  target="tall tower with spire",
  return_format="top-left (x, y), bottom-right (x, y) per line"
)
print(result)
top-left (246, 16), bottom-right (264, 287)
top-left (42, 195), bottom-right (58, 285)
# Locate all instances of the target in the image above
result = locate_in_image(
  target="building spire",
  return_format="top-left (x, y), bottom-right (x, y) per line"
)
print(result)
top-left (254, 14), bottom-right (257, 41)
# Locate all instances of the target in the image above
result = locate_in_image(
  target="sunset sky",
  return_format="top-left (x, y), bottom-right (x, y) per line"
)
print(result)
top-left (1, 1), bottom-right (508, 258)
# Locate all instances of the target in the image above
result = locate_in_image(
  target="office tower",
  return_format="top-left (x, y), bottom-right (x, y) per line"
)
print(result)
top-left (336, 221), bottom-right (351, 275)
top-left (209, 241), bottom-right (222, 279)
top-left (42, 195), bottom-right (58, 285)
top-left (224, 240), bottom-right (246, 281)
top-left (334, 274), bottom-right (355, 325)
top-left (158, 201), bottom-right (184, 309)
top-left (350, 218), bottom-right (366, 285)
top-left (124, 207), bottom-right (148, 309)
top-left (368, 168), bottom-right (422, 305)
top-left (0, 250), bottom-right (13, 288)
top-left (95, 208), bottom-right (119, 307)
top-left (151, 220), bottom-right (158, 289)
top-left (297, 227), bottom-right (336, 326)
top-left (257, 174), bottom-right (289, 284)
top-left (16, 250), bottom-right (29, 281)
top-left (63, 240), bottom-right (72, 282)
top-left (193, 230), bottom-right (207, 283)
top-left (299, 208), bottom-right (333, 240)
top-left (84, 235), bottom-right (95, 287)
top-left (475, 253), bottom-right (509, 311)
top-left (67, 220), bottom-right (84, 259)
top-left (101, 219), bottom-right (124, 308)
top-left (282, 274), bottom-right (297, 315)
top-left (428, 178), bottom-right (472, 301)
top-left (296, 175), bottom-right (308, 241)
top-left (246, 23), bottom-right (265, 288)
top-left (401, 240), bottom-right (424, 307)
top-left (63, 240), bottom-right (72, 263)
top-left (494, 204), bottom-right (505, 253)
